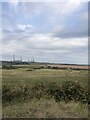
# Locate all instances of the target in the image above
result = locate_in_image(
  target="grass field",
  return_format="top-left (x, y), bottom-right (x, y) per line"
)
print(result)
top-left (1, 64), bottom-right (89, 118)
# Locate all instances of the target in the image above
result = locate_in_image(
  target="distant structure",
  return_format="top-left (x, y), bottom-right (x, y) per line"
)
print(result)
top-left (13, 55), bottom-right (15, 62)
top-left (12, 55), bottom-right (22, 63)
top-left (31, 57), bottom-right (34, 63)
top-left (20, 56), bottom-right (22, 62)
top-left (12, 55), bottom-right (35, 64)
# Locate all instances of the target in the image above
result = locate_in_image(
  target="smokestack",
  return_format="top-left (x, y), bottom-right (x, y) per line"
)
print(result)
top-left (20, 56), bottom-right (22, 62)
top-left (13, 55), bottom-right (15, 61)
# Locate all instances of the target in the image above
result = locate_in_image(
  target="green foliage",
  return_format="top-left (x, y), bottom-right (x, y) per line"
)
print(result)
top-left (2, 85), bottom-right (13, 101)
top-left (46, 81), bottom-right (88, 103)
top-left (2, 65), bottom-right (16, 69)
top-left (2, 85), bottom-right (31, 102)
top-left (2, 80), bottom-right (89, 103)
top-left (31, 82), bottom-right (46, 99)
top-left (46, 82), bottom-right (63, 102)
top-left (61, 81), bottom-right (88, 103)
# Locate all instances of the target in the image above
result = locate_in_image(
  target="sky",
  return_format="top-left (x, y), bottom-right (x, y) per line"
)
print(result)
top-left (0, 0), bottom-right (89, 64)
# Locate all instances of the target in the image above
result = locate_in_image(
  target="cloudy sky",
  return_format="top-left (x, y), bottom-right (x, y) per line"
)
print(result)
top-left (1, 0), bottom-right (89, 64)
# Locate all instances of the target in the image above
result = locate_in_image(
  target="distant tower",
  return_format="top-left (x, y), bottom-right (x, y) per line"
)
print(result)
top-left (32, 58), bottom-right (34, 63)
top-left (20, 56), bottom-right (22, 62)
top-left (13, 55), bottom-right (15, 61)
top-left (31, 56), bottom-right (34, 63)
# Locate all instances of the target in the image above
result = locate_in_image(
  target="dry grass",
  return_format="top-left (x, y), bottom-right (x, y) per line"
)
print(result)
top-left (2, 98), bottom-right (88, 118)
top-left (2, 68), bottom-right (88, 88)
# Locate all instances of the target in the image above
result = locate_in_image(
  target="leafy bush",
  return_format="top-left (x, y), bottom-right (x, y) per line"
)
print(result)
top-left (2, 85), bottom-right (31, 102)
top-left (31, 82), bottom-right (46, 99)
top-left (2, 86), bottom-right (13, 102)
top-left (61, 81), bottom-right (88, 103)
top-left (2, 81), bottom-right (89, 103)
top-left (46, 81), bottom-right (88, 103)
top-left (46, 82), bottom-right (63, 102)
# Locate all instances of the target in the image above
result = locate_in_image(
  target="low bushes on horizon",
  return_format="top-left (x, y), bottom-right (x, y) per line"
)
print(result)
top-left (2, 65), bottom-right (16, 69)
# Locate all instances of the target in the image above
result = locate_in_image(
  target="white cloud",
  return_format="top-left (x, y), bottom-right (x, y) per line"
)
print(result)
top-left (26, 34), bottom-right (88, 49)
top-left (17, 24), bottom-right (26, 31)
top-left (17, 24), bottom-right (34, 31)
top-left (2, 32), bottom-right (88, 64)
top-left (2, 40), bottom-right (24, 54)
top-left (2, 33), bottom-right (88, 54)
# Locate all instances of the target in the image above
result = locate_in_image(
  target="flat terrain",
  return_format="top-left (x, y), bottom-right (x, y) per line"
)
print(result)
top-left (48, 64), bottom-right (88, 70)
top-left (1, 64), bottom-right (88, 118)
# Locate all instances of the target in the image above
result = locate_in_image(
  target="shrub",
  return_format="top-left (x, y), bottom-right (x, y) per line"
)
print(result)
top-left (2, 86), bottom-right (13, 102)
top-left (31, 82), bottom-right (46, 99)
top-left (46, 81), bottom-right (88, 103)
top-left (46, 82), bottom-right (63, 102)
top-left (2, 85), bottom-right (31, 102)
top-left (61, 80), bottom-right (88, 103)
top-left (2, 81), bottom-right (88, 103)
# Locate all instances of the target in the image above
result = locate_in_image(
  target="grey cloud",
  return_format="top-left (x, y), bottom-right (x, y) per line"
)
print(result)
top-left (54, 28), bottom-right (88, 39)
top-left (2, 2), bottom-right (88, 64)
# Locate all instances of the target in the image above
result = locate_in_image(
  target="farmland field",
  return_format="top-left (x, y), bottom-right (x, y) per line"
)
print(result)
top-left (1, 64), bottom-right (89, 118)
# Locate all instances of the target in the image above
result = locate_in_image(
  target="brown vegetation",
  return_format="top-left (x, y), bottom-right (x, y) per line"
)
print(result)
top-left (47, 64), bottom-right (88, 70)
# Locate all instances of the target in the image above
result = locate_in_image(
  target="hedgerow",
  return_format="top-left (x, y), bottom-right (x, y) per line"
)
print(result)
top-left (2, 80), bottom-right (89, 103)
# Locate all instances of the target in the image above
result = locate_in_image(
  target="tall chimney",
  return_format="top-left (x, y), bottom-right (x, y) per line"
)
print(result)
top-left (13, 55), bottom-right (15, 61)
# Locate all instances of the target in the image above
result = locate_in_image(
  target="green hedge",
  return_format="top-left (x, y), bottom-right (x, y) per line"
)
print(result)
top-left (2, 80), bottom-right (89, 103)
